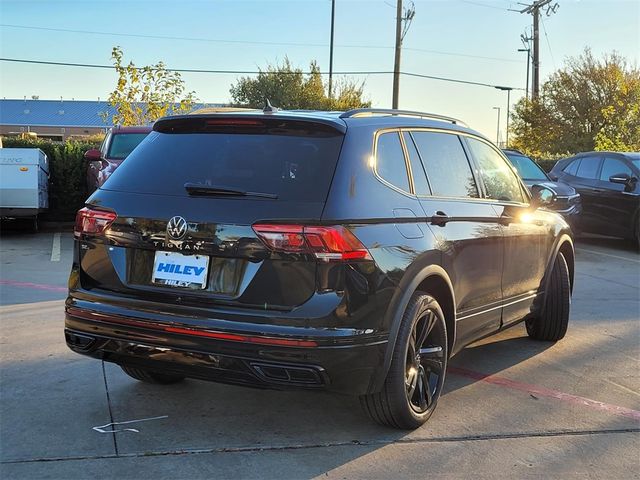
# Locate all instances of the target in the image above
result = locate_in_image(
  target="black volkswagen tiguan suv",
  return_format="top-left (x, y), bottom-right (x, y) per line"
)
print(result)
top-left (66, 108), bottom-right (574, 429)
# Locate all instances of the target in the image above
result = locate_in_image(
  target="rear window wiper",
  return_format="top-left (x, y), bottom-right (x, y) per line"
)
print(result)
top-left (184, 183), bottom-right (278, 199)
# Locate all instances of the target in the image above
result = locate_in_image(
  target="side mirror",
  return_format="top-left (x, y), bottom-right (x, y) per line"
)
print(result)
top-left (609, 173), bottom-right (637, 190)
top-left (84, 149), bottom-right (102, 162)
top-left (530, 184), bottom-right (557, 209)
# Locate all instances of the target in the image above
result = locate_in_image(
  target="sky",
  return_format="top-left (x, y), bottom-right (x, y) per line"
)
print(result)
top-left (0, 0), bottom-right (638, 139)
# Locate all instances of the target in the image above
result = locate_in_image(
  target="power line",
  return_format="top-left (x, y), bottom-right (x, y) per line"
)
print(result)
top-left (457, 0), bottom-right (510, 11)
top-left (0, 24), bottom-right (326, 48)
top-left (540, 16), bottom-right (557, 70)
top-left (0, 24), bottom-right (523, 64)
top-left (403, 47), bottom-right (522, 63)
top-left (0, 57), bottom-right (524, 91)
top-left (402, 71), bottom-right (518, 90)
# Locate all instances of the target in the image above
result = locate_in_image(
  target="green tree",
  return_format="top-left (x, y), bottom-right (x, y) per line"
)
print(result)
top-left (103, 46), bottom-right (197, 126)
top-left (510, 49), bottom-right (640, 156)
top-left (229, 58), bottom-right (370, 110)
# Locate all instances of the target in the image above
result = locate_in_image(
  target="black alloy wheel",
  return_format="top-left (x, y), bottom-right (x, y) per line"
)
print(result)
top-left (405, 308), bottom-right (446, 415)
top-left (360, 292), bottom-right (448, 429)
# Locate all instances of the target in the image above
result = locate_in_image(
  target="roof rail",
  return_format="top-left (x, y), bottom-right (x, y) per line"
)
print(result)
top-left (339, 108), bottom-right (468, 127)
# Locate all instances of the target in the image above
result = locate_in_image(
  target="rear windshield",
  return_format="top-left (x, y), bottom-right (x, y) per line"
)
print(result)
top-left (106, 133), bottom-right (149, 160)
top-left (103, 124), bottom-right (344, 202)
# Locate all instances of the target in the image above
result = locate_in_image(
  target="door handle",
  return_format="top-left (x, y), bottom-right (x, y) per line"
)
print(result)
top-left (430, 211), bottom-right (450, 226)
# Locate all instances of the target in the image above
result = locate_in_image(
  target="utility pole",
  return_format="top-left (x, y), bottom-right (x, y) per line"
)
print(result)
top-left (516, 0), bottom-right (558, 100)
top-left (392, 1), bottom-right (415, 109)
top-left (328, 0), bottom-right (336, 100)
top-left (532, 6), bottom-right (541, 99)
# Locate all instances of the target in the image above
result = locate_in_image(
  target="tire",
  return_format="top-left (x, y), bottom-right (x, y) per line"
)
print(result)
top-left (23, 215), bottom-right (38, 233)
top-left (526, 252), bottom-right (570, 341)
top-left (120, 365), bottom-right (185, 384)
top-left (360, 292), bottom-right (448, 430)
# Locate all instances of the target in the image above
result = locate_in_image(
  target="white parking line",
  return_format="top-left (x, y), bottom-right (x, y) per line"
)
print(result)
top-left (576, 247), bottom-right (640, 264)
top-left (50, 232), bottom-right (61, 262)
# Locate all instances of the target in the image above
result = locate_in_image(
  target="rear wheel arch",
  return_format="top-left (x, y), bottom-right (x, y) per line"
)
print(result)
top-left (370, 264), bottom-right (456, 394)
top-left (416, 275), bottom-right (455, 355)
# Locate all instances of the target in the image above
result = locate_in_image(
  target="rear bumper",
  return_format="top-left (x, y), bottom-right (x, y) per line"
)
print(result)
top-left (64, 297), bottom-right (388, 395)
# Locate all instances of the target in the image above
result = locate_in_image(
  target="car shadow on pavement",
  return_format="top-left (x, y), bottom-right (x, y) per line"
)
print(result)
top-left (102, 360), bottom-right (404, 452)
top-left (445, 325), bottom-right (554, 396)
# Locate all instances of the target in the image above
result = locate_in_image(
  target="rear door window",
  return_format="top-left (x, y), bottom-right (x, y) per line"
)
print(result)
top-left (375, 132), bottom-right (411, 192)
top-left (411, 131), bottom-right (478, 198)
top-left (104, 122), bottom-right (344, 202)
top-left (575, 157), bottom-right (601, 179)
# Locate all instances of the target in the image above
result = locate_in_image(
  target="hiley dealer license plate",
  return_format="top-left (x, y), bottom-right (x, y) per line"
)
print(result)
top-left (152, 251), bottom-right (209, 289)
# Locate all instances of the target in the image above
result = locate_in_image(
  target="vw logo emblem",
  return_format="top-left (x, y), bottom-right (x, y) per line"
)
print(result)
top-left (167, 216), bottom-right (188, 240)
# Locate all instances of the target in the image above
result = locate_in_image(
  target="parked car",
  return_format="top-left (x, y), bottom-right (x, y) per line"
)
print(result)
top-left (84, 126), bottom-right (151, 193)
top-left (502, 149), bottom-right (581, 229)
top-left (550, 151), bottom-right (640, 245)
top-left (66, 108), bottom-right (575, 430)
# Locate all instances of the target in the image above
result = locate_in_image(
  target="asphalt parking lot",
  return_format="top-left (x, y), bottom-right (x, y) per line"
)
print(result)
top-left (0, 229), bottom-right (638, 479)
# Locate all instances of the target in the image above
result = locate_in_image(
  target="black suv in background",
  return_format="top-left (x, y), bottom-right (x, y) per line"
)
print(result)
top-left (550, 151), bottom-right (640, 245)
top-left (66, 108), bottom-right (574, 429)
top-left (502, 149), bottom-right (581, 229)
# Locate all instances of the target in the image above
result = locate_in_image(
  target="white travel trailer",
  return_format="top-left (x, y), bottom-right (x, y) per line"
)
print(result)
top-left (0, 148), bottom-right (49, 231)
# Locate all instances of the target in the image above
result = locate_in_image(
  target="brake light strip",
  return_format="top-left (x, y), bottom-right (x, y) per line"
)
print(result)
top-left (67, 307), bottom-right (318, 347)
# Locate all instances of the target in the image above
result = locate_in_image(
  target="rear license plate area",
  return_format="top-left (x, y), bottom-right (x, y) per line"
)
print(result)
top-left (128, 249), bottom-right (246, 296)
top-left (152, 251), bottom-right (209, 289)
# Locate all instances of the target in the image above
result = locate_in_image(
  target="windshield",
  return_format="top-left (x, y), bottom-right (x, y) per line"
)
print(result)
top-left (106, 133), bottom-right (149, 160)
top-left (103, 127), bottom-right (344, 202)
top-left (504, 153), bottom-right (548, 181)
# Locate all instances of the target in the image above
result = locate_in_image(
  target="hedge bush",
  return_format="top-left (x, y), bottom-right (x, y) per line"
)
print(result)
top-left (2, 137), bottom-right (101, 221)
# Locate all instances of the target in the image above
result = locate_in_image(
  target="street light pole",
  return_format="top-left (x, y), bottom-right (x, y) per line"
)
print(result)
top-left (518, 48), bottom-right (530, 100)
top-left (506, 88), bottom-right (511, 147)
top-left (328, 0), bottom-right (336, 100)
top-left (495, 86), bottom-right (513, 147)
top-left (493, 107), bottom-right (501, 145)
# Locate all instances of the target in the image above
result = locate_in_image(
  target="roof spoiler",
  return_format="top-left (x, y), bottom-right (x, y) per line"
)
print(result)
top-left (153, 113), bottom-right (347, 135)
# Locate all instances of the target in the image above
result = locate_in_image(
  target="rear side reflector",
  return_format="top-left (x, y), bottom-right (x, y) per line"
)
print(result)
top-left (74, 207), bottom-right (117, 238)
top-left (252, 224), bottom-right (372, 261)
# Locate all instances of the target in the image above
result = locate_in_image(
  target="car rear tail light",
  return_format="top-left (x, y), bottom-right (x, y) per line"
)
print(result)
top-left (74, 207), bottom-right (117, 238)
top-left (252, 224), bottom-right (372, 261)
